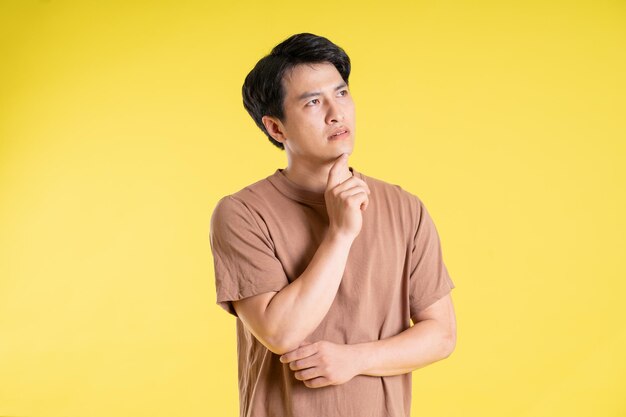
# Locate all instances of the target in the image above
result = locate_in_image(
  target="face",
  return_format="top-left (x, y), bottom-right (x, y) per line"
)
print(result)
top-left (263, 62), bottom-right (356, 166)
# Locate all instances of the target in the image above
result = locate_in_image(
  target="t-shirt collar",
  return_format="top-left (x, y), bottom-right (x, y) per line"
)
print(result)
top-left (268, 166), bottom-right (361, 205)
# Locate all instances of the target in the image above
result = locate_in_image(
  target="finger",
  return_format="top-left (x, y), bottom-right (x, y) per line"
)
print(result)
top-left (303, 376), bottom-right (331, 389)
top-left (346, 191), bottom-right (368, 209)
top-left (339, 176), bottom-right (370, 195)
top-left (330, 176), bottom-right (370, 196)
top-left (282, 340), bottom-right (310, 355)
top-left (280, 343), bottom-right (318, 363)
top-left (326, 154), bottom-right (348, 190)
top-left (337, 185), bottom-right (370, 201)
top-left (289, 353), bottom-right (320, 371)
top-left (294, 367), bottom-right (322, 381)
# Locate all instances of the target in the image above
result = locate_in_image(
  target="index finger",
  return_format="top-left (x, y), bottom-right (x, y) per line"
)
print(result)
top-left (279, 343), bottom-right (318, 364)
top-left (326, 153), bottom-right (348, 190)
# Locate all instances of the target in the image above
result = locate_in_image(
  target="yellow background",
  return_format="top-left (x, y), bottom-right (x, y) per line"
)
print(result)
top-left (1, 1), bottom-right (625, 416)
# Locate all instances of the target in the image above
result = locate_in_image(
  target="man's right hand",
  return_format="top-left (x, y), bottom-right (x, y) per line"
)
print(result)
top-left (324, 154), bottom-right (371, 241)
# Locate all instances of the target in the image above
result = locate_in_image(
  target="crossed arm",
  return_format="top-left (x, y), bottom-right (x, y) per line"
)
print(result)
top-left (231, 232), bottom-right (457, 388)
top-left (234, 287), bottom-right (456, 389)
top-left (277, 292), bottom-right (456, 388)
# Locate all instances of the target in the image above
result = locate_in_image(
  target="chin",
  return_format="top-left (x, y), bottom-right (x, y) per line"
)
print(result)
top-left (342, 143), bottom-right (354, 155)
top-left (322, 140), bottom-right (354, 159)
top-left (327, 149), bottom-right (353, 162)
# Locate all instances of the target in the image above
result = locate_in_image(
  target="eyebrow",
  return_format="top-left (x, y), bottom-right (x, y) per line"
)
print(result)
top-left (296, 82), bottom-right (348, 102)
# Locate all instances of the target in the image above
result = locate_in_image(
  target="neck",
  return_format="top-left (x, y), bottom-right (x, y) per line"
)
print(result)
top-left (283, 158), bottom-right (352, 193)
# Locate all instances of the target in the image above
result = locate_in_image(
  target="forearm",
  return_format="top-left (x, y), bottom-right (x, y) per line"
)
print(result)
top-left (264, 231), bottom-right (353, 353)
top-left (353, 319), bottom-right (454, 377)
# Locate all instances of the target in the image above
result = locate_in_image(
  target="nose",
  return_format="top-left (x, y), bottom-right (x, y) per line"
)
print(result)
top-left (325, 99), bottom-right (344, 124)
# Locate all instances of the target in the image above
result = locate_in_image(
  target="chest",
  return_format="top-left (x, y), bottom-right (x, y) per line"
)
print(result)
top-left (266, 198), bottom-right (411, 285)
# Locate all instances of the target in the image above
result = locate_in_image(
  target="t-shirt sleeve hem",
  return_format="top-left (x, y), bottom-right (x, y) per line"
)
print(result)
top-left (410, 278), bottom-right (455, 320)
top-left (216, 281), bottom-right (289, 318)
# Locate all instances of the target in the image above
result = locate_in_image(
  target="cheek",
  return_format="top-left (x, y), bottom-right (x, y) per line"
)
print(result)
top-left (345, 100), bottom-right (356, 116)
top-left (298, 117), bottom-right (323, 136)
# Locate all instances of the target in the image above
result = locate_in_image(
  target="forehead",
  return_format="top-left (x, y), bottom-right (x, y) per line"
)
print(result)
top-left (282, 62), bottom-right (343, 99)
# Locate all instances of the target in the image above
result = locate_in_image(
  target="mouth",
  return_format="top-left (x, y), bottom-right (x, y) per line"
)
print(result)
top-left (328, 129), bottom-right (350, 140)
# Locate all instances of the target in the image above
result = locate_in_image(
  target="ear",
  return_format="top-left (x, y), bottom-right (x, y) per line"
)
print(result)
top-left (262, 115), bottom-right (287, 145)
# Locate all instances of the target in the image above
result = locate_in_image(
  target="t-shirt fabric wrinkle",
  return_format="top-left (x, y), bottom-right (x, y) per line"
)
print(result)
top-left (209, 166), bottom-right (455, 417)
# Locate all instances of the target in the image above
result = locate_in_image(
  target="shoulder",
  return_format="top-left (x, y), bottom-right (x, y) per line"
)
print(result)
top-left (210, 175), bottom-right (279, 235)
top-left (359, 171), bottom-right (421, 211)
top-left (213, 175), bottom-right (276, 215)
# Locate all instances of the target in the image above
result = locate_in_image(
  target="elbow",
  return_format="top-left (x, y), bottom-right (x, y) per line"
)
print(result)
top-left (245, 312), bottom-right (308, 355)
top-left (264, 332), bottom-right (307, 356)
top-left (442, 332), bottom-right (457, 358)
top-left (265, 340), bottom-right (292, 356)
top-left (268, 345), bottom-right (297, 356)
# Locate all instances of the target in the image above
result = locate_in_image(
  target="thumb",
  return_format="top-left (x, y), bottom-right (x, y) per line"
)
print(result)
top-left (326, 153), bottom-right (348, 190)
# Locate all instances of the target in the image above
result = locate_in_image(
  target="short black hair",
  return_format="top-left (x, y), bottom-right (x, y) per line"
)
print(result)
top-left (242, 33), bottom-right (351, 150)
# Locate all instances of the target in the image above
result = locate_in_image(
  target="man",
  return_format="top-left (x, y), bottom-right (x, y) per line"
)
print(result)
top-left (209, 33), bottom-right (457, 417)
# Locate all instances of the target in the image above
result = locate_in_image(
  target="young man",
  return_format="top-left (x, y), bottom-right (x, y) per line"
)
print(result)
top-left (209, 33), bottom-right (457, 417)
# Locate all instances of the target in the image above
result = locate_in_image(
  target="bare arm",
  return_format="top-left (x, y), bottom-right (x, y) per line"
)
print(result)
top-left (354, 293), bottom-right (457, 376)
top-left (234, 231), bottom-right (353, 355)
top-left (233, 154), bottom-right (371, 355)
top-left (278, 293), bottom-right (456, 388)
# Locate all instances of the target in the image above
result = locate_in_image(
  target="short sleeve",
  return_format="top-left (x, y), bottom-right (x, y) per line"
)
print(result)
top-left (409, 195), bottom-right (456, 319)
top-left (209, 195), bottom-right (290, 317)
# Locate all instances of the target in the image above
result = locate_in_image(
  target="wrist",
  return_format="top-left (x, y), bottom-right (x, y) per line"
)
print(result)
top-left (351, 341), bottom-right (374, 376)
top-left (325, 228), bottom-right (355, 246)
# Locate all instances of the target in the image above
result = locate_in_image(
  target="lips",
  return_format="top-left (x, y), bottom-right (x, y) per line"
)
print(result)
top-left (328, 128), bottom-right (349, 140)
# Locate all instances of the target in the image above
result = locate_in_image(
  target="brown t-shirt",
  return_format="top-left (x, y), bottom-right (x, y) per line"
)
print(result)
top-left (209, 166), bottom-right (455, 417)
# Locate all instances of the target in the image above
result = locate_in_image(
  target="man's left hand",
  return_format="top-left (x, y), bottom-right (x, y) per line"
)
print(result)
top-left (279, 341), bottom-right (362, 388)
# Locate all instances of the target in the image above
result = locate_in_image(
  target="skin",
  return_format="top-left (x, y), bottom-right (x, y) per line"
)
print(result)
top-left (279, 295), bottom-right (456, 388)
top-left (257, 62), bottom-right (457, 389)
top-left (262, 62), bottom-right (356, 192)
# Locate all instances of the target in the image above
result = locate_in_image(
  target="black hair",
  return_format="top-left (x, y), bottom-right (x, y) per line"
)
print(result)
top-left (241, 33), bottom-right (351, 150)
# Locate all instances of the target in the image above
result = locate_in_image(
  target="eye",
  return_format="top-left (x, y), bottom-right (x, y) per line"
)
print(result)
top-left (306, 98), bottom-right (319, 106)
top-left (339, 89), bottom-right (349, 96)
